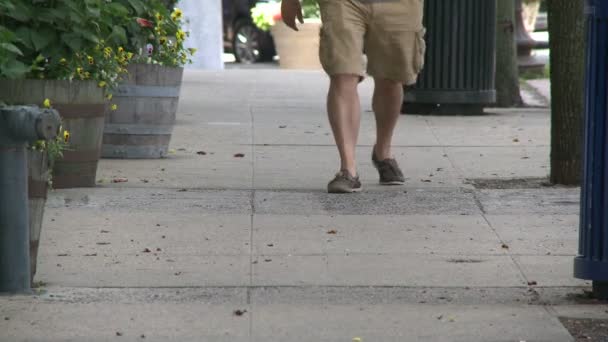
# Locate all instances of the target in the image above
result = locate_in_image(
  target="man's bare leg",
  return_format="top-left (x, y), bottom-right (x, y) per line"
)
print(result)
top-left (372, 78), bottom-right (404, 159)
top-left (327, 74), bottom-right (361, 176)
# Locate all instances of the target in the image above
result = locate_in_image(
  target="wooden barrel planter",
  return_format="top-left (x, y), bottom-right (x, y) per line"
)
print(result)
top-left (27, 150), bottom-right (50, 283)
top-left (102, 64), bottom-right (183, 159)
top-left (0, 79), bottom-right (105, 188)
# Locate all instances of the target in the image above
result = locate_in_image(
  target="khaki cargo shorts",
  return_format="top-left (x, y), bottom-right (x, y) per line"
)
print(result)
top-left (318, 0), bottom-right (426, 85)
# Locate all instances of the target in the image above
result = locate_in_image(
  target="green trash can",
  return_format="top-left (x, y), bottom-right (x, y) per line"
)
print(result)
top-left (403, 0), bottom-right (497, 115)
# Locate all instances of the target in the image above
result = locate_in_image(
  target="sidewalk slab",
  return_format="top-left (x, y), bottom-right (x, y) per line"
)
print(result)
top-left (253, 145), bottom-right (462, 190)
top-left (251, 304), bottom-right (573, 342)
top-left (485, 214), bottom-right (579, 255)
top-left (252, 214), bottom-right (503, 256)
top-left (253, 188), bottom-right (480, 216)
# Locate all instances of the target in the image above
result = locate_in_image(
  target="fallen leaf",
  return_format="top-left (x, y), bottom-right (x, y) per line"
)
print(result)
top-left (267, 243), bottom-right (274, 247)
top-left (437, 315), bottom-right (443, 320)
top-left (196, 151), bottom-right (207, 155)
top-left (521, 156), bottom-right (530, 159)
top-left (279, 125), bottom-right (287, 128)
top-left (116, 332), bottom-right (123, 336)
top-left (501, 244), bottom-right (509, 249)
top-left (177, 148), bottom-right (187, 151)
top-left (177, 189), bottom-right (187, 192)
top-left (96, 242), bottom-right (110, 245)
top-left (101, 230), bottom-right (110, 233)
top-left (234, 153), bottom-right (245, 158)
top-left (156, 248), bottom-right (162, 252)
top-left (162, 235), bottom-right (166, 239)
top-left (264, 259), bottom-right (272, 262)
top-left (513, 138), bottom-right (520, 143)
top-left (528, 281), bottom-right (538, 286)
top-left (4, 317), bottom-right (9, 321)
top-left (174, 272), bottom-right (182, 276)
top-left (141, 334), bottom-right (146, 339)
top-left (353, 338), bottom-right (362, 342)
top-left (421, 179), bottom-right (432, 183)
top-left (234, 309), bottom-right (247, 316)
top-left (143, 248), bottom-right (151, 253)
top-left (57, 253), bottom-right (69, 257)
top-left (327, 230), bottom-right (338, 235)
top-left (141, 179), bottom-right (149, 183)
top-left (112, 178), bottom-right (128, 183)
top-left (84, 253), bottom-right (97, 257)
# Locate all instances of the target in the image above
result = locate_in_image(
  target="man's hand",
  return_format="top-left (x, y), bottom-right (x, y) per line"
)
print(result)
top-left (281, 0), bottom-right (304, 31)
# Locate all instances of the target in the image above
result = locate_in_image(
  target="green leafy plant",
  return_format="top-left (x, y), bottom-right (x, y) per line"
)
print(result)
top-left (0, 0), bottom-right (132, 91)
top-left (302, 0), bottom-right (320, 19)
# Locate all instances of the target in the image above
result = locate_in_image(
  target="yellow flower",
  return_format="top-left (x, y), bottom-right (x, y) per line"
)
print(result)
top-left (188, 48), bottom-right (197, 55)
top-left (126, 52), bottom-right (134, 60)
top-left (159, 36), bottom-right (167, 45)
top-left (63, 130), bottom-right (70, 143)
top-left (118, 47), bottom-right (124, 53)
top-left (98, 81), bottom-right (107, 88)
top-left (76, 67), bottom-right (84, 75)
top-left (171, 8), bottom-right (183, 20)
top-left (87, 56), bottom-right (94, 65)
top-left (84, 72), bottom-right (91, 79)
top-left (111, 104), bottom-right (118, 111)
top-left (155, 12), bottom-right (163, 21)
top-left (59, 58), bottom-right (67, 65)
top-left (106, 94), bottom-right (113, 100)
top-left (104, 47), bottom-right (112, 59)
top-left (176, 30), bottom-right (186, 42)
top-left (43, 98), bottom-right (51, 108)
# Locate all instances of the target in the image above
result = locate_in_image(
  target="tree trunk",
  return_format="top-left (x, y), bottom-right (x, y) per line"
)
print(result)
top-left (495, 0), bottom-right (523, 107)
top-left (548, 0), bottom-right (585, 185)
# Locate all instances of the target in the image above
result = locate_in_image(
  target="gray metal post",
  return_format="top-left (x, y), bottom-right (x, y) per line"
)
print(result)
top-left (0, 106), bottom-right (60, 293)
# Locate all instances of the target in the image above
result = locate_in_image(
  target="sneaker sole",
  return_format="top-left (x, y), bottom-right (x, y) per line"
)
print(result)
top-left (379, 180), bottom-right (405, 186)
top-left (328, 187), bottom-right (363, 194)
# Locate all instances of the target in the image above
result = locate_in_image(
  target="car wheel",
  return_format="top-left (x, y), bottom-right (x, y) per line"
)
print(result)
top-left (233, 20), bottom-right (275, 63)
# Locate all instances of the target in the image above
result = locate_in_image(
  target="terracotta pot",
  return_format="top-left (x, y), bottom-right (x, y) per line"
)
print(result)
top-left (271, 20), bottom-right (322, 70)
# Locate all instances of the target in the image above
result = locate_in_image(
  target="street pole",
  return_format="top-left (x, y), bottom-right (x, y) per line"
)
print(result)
top-left (574, 0), bottom-right (608, 299)
top-left (180, 0), bottom-right (224, 70)
top-left (0, 106), bottom-right (60, 293)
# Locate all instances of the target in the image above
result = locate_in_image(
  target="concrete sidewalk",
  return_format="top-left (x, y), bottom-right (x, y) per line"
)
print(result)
top-left (1, 70), bottom-right (605, 342)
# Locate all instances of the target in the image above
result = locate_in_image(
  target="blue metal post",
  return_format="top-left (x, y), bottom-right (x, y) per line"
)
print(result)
top-left (574, 0), bottom-right (608, 299)
top-left (0, 106), bottom-right (60, 293)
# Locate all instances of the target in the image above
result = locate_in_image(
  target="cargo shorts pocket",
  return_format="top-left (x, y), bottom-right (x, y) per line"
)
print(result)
top-left (414, 28), bottom-right (427, 74)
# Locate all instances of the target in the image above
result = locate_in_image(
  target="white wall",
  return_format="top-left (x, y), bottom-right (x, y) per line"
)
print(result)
top-left (179, 0), bottom-right (224, 70)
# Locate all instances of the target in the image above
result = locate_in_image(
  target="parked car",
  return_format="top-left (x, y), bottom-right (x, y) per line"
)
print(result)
top-left (222, 0), bottom-right (276, 63)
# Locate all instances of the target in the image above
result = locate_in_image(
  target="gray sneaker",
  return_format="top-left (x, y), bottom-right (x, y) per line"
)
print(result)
top-left (327, 170), bottom-right (362, 194)
top-left (372, 150), bottom-right (405, 185)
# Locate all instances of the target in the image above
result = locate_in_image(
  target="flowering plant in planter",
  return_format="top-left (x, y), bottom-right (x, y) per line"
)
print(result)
top-left (0, 0), bottom-right (132, 93)
top-left (252, 0), bottom-right (319, 31)
top-left (118, 0), bottom-right (195, 67)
